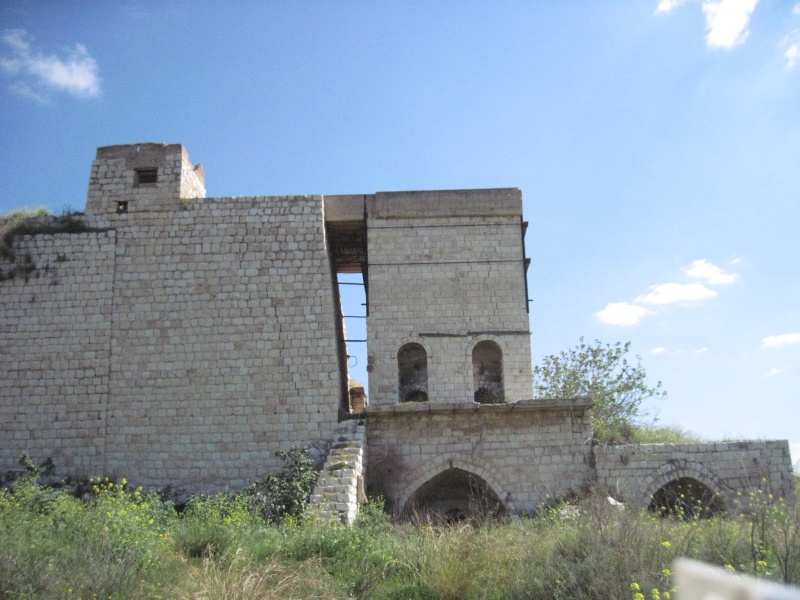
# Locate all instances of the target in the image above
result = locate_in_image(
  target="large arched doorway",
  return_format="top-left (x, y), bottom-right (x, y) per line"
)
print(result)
top-left (398, 343), bottom-right (428, 402)
top-left (649, 477), bottom-right (725, 519)
top-left (402, 468), bottom-right (506, 523)
top-left (472, 340), bottom-right (504, 403)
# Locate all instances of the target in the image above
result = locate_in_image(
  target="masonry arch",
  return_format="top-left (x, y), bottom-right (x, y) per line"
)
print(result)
top-left (470, 338), bottom-right (504, 404)
top-left (649, 477), bottom-right (726, 519)
top-left (396, 455), bottom-right (515, 517)
top-left (644, 461), bottom-right (727, 518)
top-left (398, 341), bottom-right (429, 403)
top-left (402, 468), bottom-right (507, 522)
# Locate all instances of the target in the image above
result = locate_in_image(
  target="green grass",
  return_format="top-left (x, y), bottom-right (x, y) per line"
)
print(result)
top-left (1, 479), bottom-right (799, 599)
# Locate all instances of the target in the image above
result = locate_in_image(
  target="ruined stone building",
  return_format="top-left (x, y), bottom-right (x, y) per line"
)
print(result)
top-left (0, 143), bottom-right (794, 521)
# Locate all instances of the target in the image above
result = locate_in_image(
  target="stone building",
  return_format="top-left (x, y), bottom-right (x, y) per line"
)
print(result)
top-left (0, 143), bottom-right (795, 521)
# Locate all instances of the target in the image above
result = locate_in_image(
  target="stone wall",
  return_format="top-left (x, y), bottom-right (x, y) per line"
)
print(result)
top-left (0, 231), bottom-right (116, 474)
top-left (99, 195), bottom-right (343, 490)
top-left (1, 144), bottom-right (345, 491)
top-left (365, 189), bottom-right (533, 406)
top-left (365, 399), bottom-right (593, 515)
top-left (595, 440), bottom-right (797, 511)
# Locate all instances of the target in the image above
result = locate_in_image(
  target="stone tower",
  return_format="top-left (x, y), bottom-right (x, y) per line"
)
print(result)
top-left (364, 189), bottom-right (534, 406)
top-left (85, 143), bottom-right (205, 222)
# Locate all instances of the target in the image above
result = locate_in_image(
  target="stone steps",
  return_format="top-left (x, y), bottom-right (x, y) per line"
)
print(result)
top-left (305, 418), bottom-right (366, 524)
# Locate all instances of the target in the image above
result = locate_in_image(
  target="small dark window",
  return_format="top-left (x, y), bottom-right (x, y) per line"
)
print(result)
top-left (116, 201), bottom-right (128, 214)
top-left (135, 168), bottom-right (158, 187)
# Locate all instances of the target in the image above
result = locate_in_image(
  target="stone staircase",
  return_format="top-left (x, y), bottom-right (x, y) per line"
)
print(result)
top-left (306, 418), bottom-right (366, 524)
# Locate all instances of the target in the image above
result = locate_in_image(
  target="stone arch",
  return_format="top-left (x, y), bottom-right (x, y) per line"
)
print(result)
top-left (402, 468), bottom-right (506, 522)
top-left (649, 477), bottom-right (726, 519)
top-left (396, 454), bottom-right (516, 516)
top-left (469, 337), bottom-right (505, 404)
top-left (397, 341), bottom-right (429, 403)
top-left (643, 460), bottom-right (728, 516)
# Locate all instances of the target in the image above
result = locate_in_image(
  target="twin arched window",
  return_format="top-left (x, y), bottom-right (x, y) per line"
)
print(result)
top-left (397, 339), bottom-right (505, 404)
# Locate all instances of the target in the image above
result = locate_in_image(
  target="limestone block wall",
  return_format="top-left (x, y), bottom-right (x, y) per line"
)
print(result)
top-left (365, 399), bottom-right (593, 515)
top-left (0, 231), bottom-right (116, 474)
top-left (2, 158), bottom-right (345, 491)
top-left (101, 195), bottom-right (343, 490)
top-left (595, 441), bottom-right (796, 511)
top-left (366, 189), bottom-right (533, 406)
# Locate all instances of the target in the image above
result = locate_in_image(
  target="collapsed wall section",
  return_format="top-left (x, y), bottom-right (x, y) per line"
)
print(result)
top-left (366, 189), bottom-right (533, 405)
top-left (0, 231), bottom-right (116, 475)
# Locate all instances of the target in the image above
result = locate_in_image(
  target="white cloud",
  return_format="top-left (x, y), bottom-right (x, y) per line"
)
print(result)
top-left (0, 28), bottom-right (100, 100)
top-left (783, 31), bottom-right (800, 70)
top-left (595, 302), bottom-right (650, 327)
top-left (656, 0), bottom-right (689, 14)
top-left (761, 333), bottom-right (800, 349)
top-left (635, 282), bottom-right (717, 305)
top-left (684, 259), bottom-right (737, 284)
top-left (702, 0), bottom-right (758, 49)
top-left (649, 347), bottom-right (666, 354)
top-left (766, 368), bottom-right (782, 376)
top-left (694, 347), bottom-right (708, 353)
top-left (793, 4), bottom-right (800, 16)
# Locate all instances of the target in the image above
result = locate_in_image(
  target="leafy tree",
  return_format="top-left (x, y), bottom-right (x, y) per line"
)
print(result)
top-left (533, 338), bottom-right (666, 443)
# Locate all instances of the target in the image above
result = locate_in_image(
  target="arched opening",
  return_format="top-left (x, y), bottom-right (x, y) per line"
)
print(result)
top-left (398, 343), bottom-right (428, 403)
top-left (472, 340), bottom-right (504, 403)
top-left (649, 477), bottom-right (725, 519)
top-left (402, 468), bottom-right (506, 523)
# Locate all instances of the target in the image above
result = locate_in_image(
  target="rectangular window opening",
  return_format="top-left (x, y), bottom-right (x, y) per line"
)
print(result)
top-left (337, 272), bottom-right (368, 410)
top-left (135, 168), bottom-right (158, 187)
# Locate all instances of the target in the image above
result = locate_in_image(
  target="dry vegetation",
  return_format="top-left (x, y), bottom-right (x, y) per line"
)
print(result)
top-left (1, 472), bottom-right (798, 600)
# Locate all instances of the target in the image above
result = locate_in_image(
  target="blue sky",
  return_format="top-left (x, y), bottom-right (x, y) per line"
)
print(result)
top-left (1, 1), bottom-right (798, 467)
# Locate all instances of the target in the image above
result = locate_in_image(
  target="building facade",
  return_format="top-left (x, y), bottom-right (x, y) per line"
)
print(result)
top-left (1, 143), bottom-right (794, 520)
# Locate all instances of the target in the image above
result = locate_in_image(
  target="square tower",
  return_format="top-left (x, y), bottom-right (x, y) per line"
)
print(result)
top-left (365, 189), bottom-right (533, 406)
top-left (85, 143), bottom-right (205, 223)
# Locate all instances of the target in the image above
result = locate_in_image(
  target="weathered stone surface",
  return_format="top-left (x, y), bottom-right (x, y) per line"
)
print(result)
top-left (1, 142), bottom-right (794, 518)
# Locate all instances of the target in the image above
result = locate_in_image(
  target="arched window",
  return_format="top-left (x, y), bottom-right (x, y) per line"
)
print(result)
top-left (398, 343), bottom-right (428, 402)
top-left (472, 340), bottom-right (504, 403)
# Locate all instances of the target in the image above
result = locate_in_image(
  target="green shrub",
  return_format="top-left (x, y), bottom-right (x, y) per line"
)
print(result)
top-left (245, 446), bottom-right (319, 524)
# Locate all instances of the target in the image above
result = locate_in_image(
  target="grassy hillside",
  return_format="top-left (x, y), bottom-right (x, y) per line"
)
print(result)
top-left (1, 475), bottom-right (798, 600)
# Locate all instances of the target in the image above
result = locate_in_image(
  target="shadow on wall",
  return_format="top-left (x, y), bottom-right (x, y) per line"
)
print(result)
top-left (401, 467), bottom-right (506, 524)
top-left (649, 477), bottom-right (726, 520)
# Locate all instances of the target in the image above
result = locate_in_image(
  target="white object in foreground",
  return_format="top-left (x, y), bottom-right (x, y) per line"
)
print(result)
top-left (675, 558), bottom-right (800, 600)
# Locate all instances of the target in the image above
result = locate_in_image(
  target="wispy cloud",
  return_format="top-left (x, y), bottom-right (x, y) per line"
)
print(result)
top-left (766, 368), bottom-right (782, 376)
top-left (655, 0), bottom-right (758, 49)
top-left (694, 347), bottom-right (708, 353)
top-left (656, 0), bottom-right (689, 13)
top-left (702, 0), bottom-right (758, 49)
top-left (595, 302), bottom-right (650, 327)
top-left (783, 31), bottom-right (800, 70)
top-left (636, 282), bottom-right (717, 305)
top-left (762, 333), bottom-right (800, 349)
top-left (594, 258), bottom-right (733, 326)
top-left (685, 259), bottom-right (737, 284)
top-left (0, 28), bottom-right (100, 101)
top-left (649, 347), bottom-right (667, 354)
